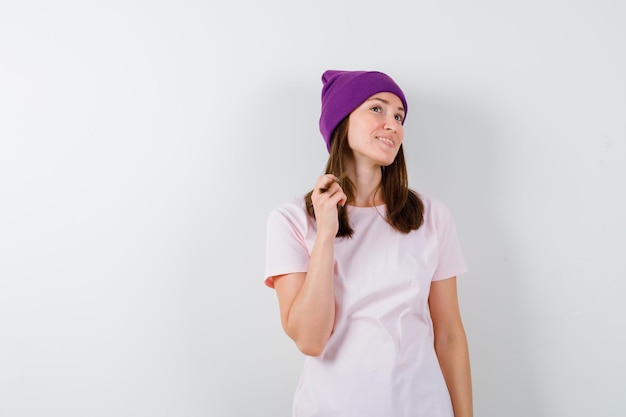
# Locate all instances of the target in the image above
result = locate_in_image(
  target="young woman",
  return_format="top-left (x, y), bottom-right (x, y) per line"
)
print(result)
top-left (265, 70), bottom-right (472, 417)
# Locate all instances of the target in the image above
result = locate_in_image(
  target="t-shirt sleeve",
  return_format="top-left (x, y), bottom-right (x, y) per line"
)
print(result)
top-left (432, 201), bottom-right (467, 281)
top-left (264, 206), bottom-right (311, 288)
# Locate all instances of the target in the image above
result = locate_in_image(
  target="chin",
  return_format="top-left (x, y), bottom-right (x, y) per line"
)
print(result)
top-left (379, 153), bottom-right (399, 167)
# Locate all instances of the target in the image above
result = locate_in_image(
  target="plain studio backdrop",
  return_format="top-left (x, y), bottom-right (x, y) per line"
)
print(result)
top-left (1, 1), bottom-right (625, 416)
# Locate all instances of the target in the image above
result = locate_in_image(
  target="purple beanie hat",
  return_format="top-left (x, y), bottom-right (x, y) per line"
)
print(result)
top-left (319, 69), bottom-right (408, 152)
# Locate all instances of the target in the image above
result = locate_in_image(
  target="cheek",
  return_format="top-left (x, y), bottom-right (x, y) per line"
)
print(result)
top-left (346, 128), bottom-right (356, 147)
top-left (397, 127), bottom-right (405, 144)
top-left (346, 120), bottom-right (366, 143)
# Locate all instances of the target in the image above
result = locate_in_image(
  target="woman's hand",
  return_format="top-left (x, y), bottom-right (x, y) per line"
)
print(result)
top-left (311, 174), bottom-right (347, 238)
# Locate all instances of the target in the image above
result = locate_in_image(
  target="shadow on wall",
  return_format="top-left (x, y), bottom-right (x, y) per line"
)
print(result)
top-left (403, 89), bottom-right (542, 417)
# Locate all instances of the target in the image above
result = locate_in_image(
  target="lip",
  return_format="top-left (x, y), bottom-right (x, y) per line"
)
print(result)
top-left (375, 136), bottom-right (395, 147)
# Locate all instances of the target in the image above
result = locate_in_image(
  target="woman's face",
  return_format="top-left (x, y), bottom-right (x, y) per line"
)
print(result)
top-left (346, 92), bottom-right (405, 168)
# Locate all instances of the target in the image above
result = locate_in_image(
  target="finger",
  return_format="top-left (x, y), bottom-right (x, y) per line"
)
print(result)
top-left (337, 192), bottom-right (347, 207)
top-left (321, 187), bottom-right (347, 208)
top-left (315, 175), bottom-right (340, 192)
top-left (320, 181), bottom-right (346, 197)
top-left (318, 180), bottom-right (336, 194)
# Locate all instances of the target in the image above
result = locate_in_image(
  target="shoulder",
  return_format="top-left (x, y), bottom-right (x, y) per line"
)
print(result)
top-left (416, 192), bottom-right (452, 217)
top-left (415, 192), bottom-right (457, 230)
top-left (267, 197), bottom-right (310, 231)
top-left (269, 197), bottom-right (307, 219)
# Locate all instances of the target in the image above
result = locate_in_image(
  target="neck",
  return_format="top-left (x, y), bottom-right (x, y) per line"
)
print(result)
top-left (345, 163), bottom-right (384, 207)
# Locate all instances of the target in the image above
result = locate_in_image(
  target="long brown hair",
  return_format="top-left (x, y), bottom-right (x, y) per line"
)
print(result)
top-left (305, 117), bottom-right (424, 238)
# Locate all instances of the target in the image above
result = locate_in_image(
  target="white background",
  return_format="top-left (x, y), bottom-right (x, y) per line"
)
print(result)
top-left (1, 1), bottom-right (625, 416)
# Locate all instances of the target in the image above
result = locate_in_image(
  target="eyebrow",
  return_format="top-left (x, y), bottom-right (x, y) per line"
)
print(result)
top-left (368, 97), bottom-right (405, 113)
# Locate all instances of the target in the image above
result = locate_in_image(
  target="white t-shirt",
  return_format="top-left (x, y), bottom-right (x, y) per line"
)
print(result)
top-left (265, 193), bottom-right (467, 417)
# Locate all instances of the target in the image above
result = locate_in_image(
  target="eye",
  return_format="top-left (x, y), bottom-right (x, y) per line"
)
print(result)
top-left (395, 114), bottom-right (404, 122)
top-left (370, 106), bottom-right (382, 113)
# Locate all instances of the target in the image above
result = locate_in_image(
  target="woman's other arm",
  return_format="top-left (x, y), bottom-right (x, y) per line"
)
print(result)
top-left (429, 277), bottom-right (473, 417)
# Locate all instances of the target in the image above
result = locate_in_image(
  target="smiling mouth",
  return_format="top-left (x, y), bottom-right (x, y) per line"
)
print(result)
top-left (376, 137), bottom-right (394, 146)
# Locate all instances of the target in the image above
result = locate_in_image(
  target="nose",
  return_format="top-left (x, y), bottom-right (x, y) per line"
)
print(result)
top-left (383, 116), bottom-right (397, 131)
